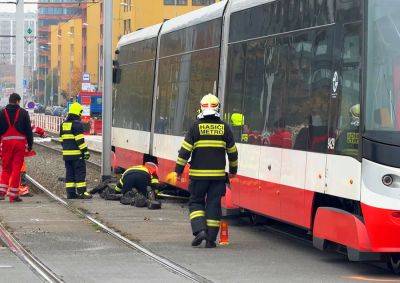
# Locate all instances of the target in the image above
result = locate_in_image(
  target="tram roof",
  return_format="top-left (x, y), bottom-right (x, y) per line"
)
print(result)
top-left (160, 0), bottom-right (227, 35)
top-left (230, 0), bottom-right (274, 13)
top-left (117, 23), bottom-right (162, 49)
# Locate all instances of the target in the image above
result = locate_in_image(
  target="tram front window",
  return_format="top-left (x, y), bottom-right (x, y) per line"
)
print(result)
top-left (366, 0), bottom-right (400, 145)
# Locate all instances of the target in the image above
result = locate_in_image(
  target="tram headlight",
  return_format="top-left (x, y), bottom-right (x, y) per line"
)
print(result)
top-left (382, 174), bottom-right (394, 187)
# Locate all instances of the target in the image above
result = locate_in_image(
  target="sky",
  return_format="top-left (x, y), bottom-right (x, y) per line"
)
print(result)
top-left (0, 1), bottom-right (37, 13)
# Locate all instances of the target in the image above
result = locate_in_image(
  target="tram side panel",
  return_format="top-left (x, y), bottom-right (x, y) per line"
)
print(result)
top-left (113, 31), bottom-right (160, 168)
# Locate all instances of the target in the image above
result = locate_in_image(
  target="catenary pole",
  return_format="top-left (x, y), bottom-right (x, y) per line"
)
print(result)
top-left (101, 0), bottom-right (113, 180)
top-left (16, 0), bottom-right (24, 105)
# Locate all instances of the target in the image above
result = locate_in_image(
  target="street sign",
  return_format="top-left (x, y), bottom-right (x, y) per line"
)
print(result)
top-left (27, 28), bottom-right (33, 34)
top-left (27, 101), bottom-right (35, 109)
top-left (82, 82), bottom-right (92, 91)
top-left (82, 73), bottom-right (90, 83)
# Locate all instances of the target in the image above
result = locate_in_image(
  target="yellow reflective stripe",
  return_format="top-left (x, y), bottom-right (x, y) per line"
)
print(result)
top-left (227, 145), bottom-right (237, 154)
top-left (79, 143), bottom-right (88, 150)
top-left (229, 160), bottom-right (238, 167)
top-left (62, 150), bottom-right (82, 156)
top-left (193, 140), bottom-right (226, 149)
top-left (65, 182), bottom-right (75, 188)
top-left (76, 182), bottom-right (86, 188)
top-left (119, 179), bottom-right (124, 186)
top-left (181, 141), bottom-right (193, 152)
top-left (189, 169), bottom-right (226, 177)
top-left (123, 166), bottom-right (149, 177)
top-left (62, 122), bottom-right (72, 131)
top-left (206, 219), bottom-right (220, 227)
top-left (176, 157), bottom-right (187, 166)
top-left (75, 134), bottom-right (84, 141)
top-left (114, 186), bottom-right (121, 192)
top-left (61, 134), bottom-right (75, 140)
top-left (59, 138), bottom-right (63, 142)
top-left (190, 210), bottom-right (205, 220)
top-left (151, 178), bottom-right (159, 184)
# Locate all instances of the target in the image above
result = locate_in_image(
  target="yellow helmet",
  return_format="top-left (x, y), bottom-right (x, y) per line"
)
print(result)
top-left (200, 94), bottom-right (220, 116)
top-left (350, 104), bottom-right (360, 118)
top-left (69, 102), bottom-right (83, 116)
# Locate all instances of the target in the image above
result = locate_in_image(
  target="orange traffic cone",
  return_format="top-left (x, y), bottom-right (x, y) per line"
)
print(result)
top-left (219, 220), bottom-right (229, 245)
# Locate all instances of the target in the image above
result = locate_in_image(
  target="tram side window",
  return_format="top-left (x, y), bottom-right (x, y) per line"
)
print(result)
top-left (334, 23), bottom-right (361, 157)
top-left (224, 44), bottom-right (246, 143)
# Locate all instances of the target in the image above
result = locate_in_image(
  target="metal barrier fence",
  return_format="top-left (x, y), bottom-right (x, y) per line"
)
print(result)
top-left (30, 113), bottom-right (64, 134)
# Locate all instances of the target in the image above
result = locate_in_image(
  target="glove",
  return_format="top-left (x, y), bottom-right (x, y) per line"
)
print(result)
top-left (83, 151), bottom-right (90, 160)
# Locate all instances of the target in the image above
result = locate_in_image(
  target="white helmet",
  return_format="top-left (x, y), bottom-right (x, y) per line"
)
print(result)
top-left (200, 94), bottom-right (220, 117)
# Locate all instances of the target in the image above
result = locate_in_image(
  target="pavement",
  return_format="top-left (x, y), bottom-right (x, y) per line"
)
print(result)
top-left (0, 245), bottom-right (41, 282)
top-left (74, 196), bottom-right (397, 283)
top-left (0, 195), bottom-right (187, 283)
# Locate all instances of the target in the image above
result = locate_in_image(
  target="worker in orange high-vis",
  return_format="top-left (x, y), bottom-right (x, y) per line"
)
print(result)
top-left (0, 93), bottom-right (33, 203)
top-left (18, 125), bottom-right (46, 197)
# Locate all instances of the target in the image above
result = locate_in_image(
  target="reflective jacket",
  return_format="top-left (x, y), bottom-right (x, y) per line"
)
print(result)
top-left (59, 115), bottom-right (88, 161)
top-left (175, 116), bottom-right (238, 180)
top-left (115, 165), bottom-right (159, 192)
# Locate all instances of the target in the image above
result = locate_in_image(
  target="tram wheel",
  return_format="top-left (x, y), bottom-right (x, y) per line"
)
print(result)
top-left (387, 254), bottom-right (400, 275)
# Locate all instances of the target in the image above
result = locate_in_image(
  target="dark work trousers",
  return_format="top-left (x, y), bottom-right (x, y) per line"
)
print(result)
top-left (121, 171), bottom-right (150, 196)
top-left (65, 159), bottom-right (86, 196)
top-left (188, 180), bottom-right (226, 242)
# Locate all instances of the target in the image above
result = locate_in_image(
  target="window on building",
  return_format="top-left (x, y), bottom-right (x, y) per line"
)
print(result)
top-left (164, 0), bottom-right (187, 5)
top-left (192, 0), bottom-right (215, 5)
top-left (123, 19), bottom-right (131, 35)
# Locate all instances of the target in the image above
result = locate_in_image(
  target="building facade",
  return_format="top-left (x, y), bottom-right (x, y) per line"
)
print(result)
top-left (50, 0), bottom-right (220, 103)
top-left (0, 12), bottom-right (37, 91)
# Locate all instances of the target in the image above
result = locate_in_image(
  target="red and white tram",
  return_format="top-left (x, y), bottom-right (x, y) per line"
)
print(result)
top-left (113, 0), bottom-right (400, 271)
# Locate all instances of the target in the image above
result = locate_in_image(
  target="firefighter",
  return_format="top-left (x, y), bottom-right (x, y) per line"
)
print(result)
top-left (175, 94), bottom-right (238, 248)
top-left (0, 93), bottom-right (33, 203)
top-left (60, 102), bottom-right (92, 199)
top-left (114, 162), bottom-right (161, 209)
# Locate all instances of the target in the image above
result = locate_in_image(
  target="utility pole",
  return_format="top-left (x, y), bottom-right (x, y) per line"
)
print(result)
top-left (44, 66), bottom-right (47, 106)
top-left (51, 68), bottom-right (54, 106)
top-left (101, 0), bottom-right (113, 180)
top-left (16, 0), bottom-right (24, 106)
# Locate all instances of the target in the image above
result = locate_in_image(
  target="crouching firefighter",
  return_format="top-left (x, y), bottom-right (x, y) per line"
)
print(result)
top-left (60, 102), bottom-right (92, 199)
top-left (175, 94), bottom-right (238, 248)
top-left (114, 162), bottom-right (161, 209)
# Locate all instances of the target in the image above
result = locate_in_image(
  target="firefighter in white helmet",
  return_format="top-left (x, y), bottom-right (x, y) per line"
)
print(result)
top-left (174, 94), bottom-right (238, 248)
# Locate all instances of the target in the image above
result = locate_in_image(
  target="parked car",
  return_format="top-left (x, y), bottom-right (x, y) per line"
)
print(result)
top-left (34, 103), bottom-right (45, 114)
top-left (52, 106), bottom-right (65, 117)
top-left (45, 106), bottom-right (54, 115)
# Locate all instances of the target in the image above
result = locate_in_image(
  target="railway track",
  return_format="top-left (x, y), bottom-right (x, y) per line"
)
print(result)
top-left (34, 140), bottom-right (101, 168)
top-left (0, 222), bottom-right (63, 283)
top-left (24, 174), bottom-right (212, 283)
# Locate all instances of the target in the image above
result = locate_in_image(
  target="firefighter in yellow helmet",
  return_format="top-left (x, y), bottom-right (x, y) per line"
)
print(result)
top-left (60, 102), bottom-right (92, 199)
top-left (175, 94), bottom-right (238, 248)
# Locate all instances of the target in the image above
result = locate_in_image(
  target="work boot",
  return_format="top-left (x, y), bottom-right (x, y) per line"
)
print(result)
top-left (205, 241), bottom-right (217, 248)
top-left (132, 193), bottom-right (147, 208)
top-left (191, 230), bottom-right (207, 247)
top-left (77, 192), bottom-right (93, 199)
top-left (147, 200), bottom-right (162, 210)
top-left (9, 196), bottom-right (23, 203)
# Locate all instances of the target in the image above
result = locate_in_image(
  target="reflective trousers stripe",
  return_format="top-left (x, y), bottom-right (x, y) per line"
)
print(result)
top-left (2, 136), bottom-right (26, 141)
top-left (8, 188), bottom-right (19, 197)
top-left (76, 182), bottom-right (86, 188)
top-left (189, 169), bottom-right (226, 177)
top-left (206, 219), bottom-right (220, 227)
top-left (65, 182), bottom-right (75, 188)
top-left (176, 157), bottom-right (187, 166)
top-left (190, 210), bottom-right (205, 220)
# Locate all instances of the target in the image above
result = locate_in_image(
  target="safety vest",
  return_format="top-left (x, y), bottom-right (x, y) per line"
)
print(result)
top-left (1, 109), bottom-right (26, 143)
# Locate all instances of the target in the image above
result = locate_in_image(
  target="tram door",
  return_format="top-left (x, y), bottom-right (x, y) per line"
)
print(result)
top-left (325, 23), bottom-right (362, 200)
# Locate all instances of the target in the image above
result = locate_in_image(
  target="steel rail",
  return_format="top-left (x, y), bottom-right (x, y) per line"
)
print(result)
top-left (26, 175), bottom-right (213, 283)
top-left (34, 141), bottom-right (101, 168)
top-left (0, 222), bottom-right (64, 283)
